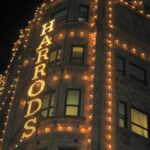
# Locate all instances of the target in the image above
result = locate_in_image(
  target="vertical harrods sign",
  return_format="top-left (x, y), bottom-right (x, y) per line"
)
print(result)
top-left (22, 19), bottom-right (55, 139)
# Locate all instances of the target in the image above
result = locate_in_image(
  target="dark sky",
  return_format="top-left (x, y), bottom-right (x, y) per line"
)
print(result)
top-left (0, 0), bottom-right (43, 73)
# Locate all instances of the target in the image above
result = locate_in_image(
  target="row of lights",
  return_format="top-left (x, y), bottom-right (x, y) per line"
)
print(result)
top-left (13, 124), bottom-right (87, 148)
top-left (0, 76), bottom-right (20, 149)
top-left (86, 31), bottom-right (97, 147)
top-left (38, 124), bottom-right (87, 135)
top-left (48, 30), bottom-right (88, 42)
top-left (51, 73), bottom-right (94, 82)
top-left (113, 39), bottom-right (150, 61)
top-left (0, 56), bottom-right (22, 111)
top-left (119, 0), bottom-right (150, 19)
top-left (105, 0), bottom-right (114, 150)
top-left (0, 55), bottom-right (22, 150)
top-left (86, 0), bottom-right (98, 149)
top-left (0, 75), bottom-right (6, 97)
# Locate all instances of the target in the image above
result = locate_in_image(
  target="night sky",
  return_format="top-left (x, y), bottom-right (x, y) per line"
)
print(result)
top-left (0, 0), bottom-right (43, 73)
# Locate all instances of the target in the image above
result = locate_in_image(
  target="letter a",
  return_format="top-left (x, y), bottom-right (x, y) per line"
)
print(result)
top-left (37, 35), bottom-right (52, 51)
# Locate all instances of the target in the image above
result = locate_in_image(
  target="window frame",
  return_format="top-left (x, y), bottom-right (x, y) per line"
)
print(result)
top-left (78, 4), bottom-right (89, 22)
top-left (64, 88), bottom-right (81, 117)
top-left (118, 101), bottom-right (127, 128)
top-left (117, 57), bottom-right (126, 75)
top-left (52, 7), bottom-right (68, 24)
top-left (129, 62), bottom-right (147, 85)
top-left (131, 107), bottom-right (149, 138)
top-left (49, 48), bottom-right (62, 65)
top-left (70, 45), bottom-right (85, 64)
top-left (40, 90), bottom-right (56, 118)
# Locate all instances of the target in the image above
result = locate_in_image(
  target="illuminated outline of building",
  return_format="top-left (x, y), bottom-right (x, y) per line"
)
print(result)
top-left (0, 0), bottom-right (150, 150)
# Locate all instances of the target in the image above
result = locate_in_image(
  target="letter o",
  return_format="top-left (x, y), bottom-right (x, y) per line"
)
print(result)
top-left (28, 80), bottom-right (45, 97)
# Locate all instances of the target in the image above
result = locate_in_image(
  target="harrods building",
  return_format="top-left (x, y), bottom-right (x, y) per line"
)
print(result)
top-left (0, 0), bottom-right (150, 150)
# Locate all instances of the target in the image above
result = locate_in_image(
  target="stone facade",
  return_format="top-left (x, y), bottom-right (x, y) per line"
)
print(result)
top-left (0, 0), bottom-right (150, 150)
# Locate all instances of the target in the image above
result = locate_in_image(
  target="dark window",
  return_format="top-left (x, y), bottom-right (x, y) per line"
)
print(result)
top-left (78, 5), bottom-right (89, 22)
top-left (52, 7), bottom-right (68, 24)
top-left (40, 91), bottom-right (56, 118)
top-left (65, 89), bottom-right (81, 116)
top-left (144, 5), bottom-right (150, 14)
top-left (119, 102), bottom-right (127, 128)
top-left (70, 46), bottom-right (84, 64)
top-left (131, 108), bottom-right (148, 138)
top-left (129, 63), bottom-right (147, 85)
top-left (50, 49), bottom-right (62, 64)
top-left (117, 57), bottom-right (125, 75)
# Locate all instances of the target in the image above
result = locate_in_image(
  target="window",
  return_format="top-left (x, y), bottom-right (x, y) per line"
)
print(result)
top-left (129, 63), bottom-right (147, 85)
top-left (131, 108), bottom-right (148, 138)
top-left (70, 46), bottom-right (84, 64)
top-left (65, 89), bottom-right (81, 116)
top-left (119, 102), bottom-right (127, 128)
top-left (50, 49), bottom-right (62, 64)
top-left (78, 5), bottom-right (89, 22)
top-left (117, 57), bottom-right (125, 75)
top-left (52, 7), bottom-right (68, 24)
top-left (144, 5), bottom-right (150, 14)
top-left (40, 91), bottom-right (56, 118)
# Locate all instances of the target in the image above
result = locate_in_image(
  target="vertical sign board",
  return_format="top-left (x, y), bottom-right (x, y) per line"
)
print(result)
top-left (22, 19), bottom-right (55, 139)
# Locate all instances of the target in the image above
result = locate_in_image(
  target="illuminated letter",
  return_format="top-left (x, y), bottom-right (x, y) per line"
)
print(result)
top-left (37, 35), bottom-right (52, 51)
top-left (32, 63), bottom-right (46, 80)
top-left (40, 19), bottom-right (55, 36)
top-left (22, 118), bottom-right (37, 139)
top-left (28, 80), bottom-right (45, 97)
top-left (36, 48), bottom-right (49, 64)
top-left (25, 98), bottom-right (42, 118)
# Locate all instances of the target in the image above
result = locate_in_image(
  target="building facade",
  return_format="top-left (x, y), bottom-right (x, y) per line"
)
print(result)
top-left (0, 0), bottom-right (150, 150)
